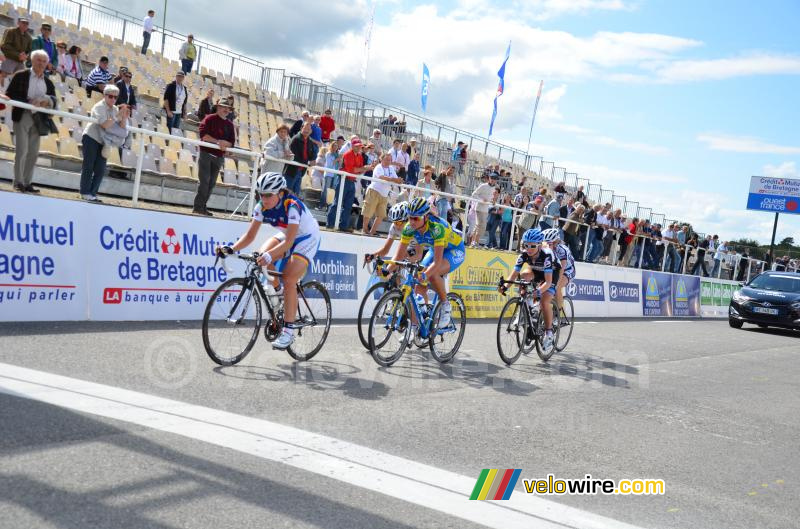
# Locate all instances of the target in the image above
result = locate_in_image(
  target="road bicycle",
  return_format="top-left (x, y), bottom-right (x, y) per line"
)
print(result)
top-left (202, 252), bottom-right (331, 365)
top-left (496, 278), bottom-right (560, 365)
top-left (357, 259), bottom-right (402, 350)
top-left (367, 258), bottom-right (466, 367)
top-left (555, 294), bottom-right (574, 352)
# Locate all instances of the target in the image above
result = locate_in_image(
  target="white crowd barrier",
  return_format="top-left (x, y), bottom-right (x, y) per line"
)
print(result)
top-left (1, 192), bottom-right (743, 321)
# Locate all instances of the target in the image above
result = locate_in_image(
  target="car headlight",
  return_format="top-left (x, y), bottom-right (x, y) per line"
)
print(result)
top-left (732, 290), bottom-right (751, 302)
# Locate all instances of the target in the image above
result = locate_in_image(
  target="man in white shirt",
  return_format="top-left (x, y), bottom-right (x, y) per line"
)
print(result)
top-left (362, 153), bottom-right (403, 235)
top-left (470, 172), bottom-right (498, 246)
top-left (141, 10), bottom-right (155, 55)
top-left (712, 237), bottom-right (727, 278)
top-left (389, 138), bottom-right (409, 180)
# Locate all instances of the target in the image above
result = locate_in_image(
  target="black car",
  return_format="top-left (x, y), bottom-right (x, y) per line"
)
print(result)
top-left (729, 270), bottom-right (800, 330)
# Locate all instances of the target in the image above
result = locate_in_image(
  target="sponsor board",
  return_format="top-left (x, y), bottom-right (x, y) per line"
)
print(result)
top-left (450, 248), bottom-right (516, 318)
top-left (608, 281), bottom-right (639, 303)
top-left (701, 279), bottom-right (736, 307)
top-left (746, 176), bottom-right (800, 215)
top-left (642, 271), bottom-right (672, 317)
top-left (671, 275), bottom-right (700, 316)
top-left (306, 250), bottom-right (358, 300)
top-left (565, 279), bottom-right (605, 302)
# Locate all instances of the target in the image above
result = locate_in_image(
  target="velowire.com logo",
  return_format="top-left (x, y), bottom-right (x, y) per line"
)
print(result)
top-left (469, 469), bottom-right (522, 500)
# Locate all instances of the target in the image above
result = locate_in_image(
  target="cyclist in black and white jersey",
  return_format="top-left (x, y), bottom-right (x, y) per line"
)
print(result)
top-left (542, 228), bottom-right (575, 313)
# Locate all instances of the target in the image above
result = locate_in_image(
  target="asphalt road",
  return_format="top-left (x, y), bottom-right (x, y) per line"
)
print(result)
top-left (1, 319), bottom-right (798, 529)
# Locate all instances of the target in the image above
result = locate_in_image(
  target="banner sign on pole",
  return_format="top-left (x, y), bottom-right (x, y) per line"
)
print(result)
top-left (746, 176), bottom-right (800, 214)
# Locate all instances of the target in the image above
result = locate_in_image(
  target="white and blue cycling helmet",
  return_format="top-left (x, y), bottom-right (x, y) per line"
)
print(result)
top-left (522, 228), bottom-right (544, 244)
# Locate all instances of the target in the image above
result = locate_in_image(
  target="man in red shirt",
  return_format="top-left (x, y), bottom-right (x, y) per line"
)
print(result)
top-left (326, 137), bottom-right (375, 231)
top-left (319, 109), bottom-right (336, 142)
top-left (193, 98), bottom-right (236, 216)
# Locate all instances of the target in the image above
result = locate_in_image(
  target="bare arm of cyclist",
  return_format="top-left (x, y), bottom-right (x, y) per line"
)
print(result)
top-left (220, 219), bottom-right (260, 255)
top-left (257, 222), bottom-right (299, 266)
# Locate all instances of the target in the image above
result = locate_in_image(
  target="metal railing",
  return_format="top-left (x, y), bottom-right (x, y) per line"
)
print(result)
top-left (2, 97), bottom-right (769, 282)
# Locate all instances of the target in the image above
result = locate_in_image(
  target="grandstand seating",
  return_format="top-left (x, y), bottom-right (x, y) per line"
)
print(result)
top-left (0, 2), bottom-right (556, 217)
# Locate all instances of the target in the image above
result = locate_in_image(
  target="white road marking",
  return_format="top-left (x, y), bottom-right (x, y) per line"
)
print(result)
top-left (0, 363), bottom-right (643, 529)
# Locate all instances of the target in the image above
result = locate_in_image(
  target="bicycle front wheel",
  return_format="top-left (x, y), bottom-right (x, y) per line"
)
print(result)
top-left (429, 293), bottom-right (466, 363)
top-left (368, 290), bottom-right (410, 367)
top-left (287, 280), bottom-right (332, 362)
top-left (202, 277), bottom-right (262, 366)
top-left (555, 295), bottom-right (574, 352)
top-left (496, 297), bottom-right (526, 366)
top-left (358, 281), bottom-right (391, 350)
top-left (535, 299), bottom-right (561, 362)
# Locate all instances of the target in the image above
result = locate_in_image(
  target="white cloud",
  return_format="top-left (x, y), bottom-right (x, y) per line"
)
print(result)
top-left (697, 134), bottom-right (800, 155)
top-left (763, 161), bottom-right (799, 178)
top-left (653, 53), bottom-right (800, 83)
top-left (581, 135), bottom-right (670, 155)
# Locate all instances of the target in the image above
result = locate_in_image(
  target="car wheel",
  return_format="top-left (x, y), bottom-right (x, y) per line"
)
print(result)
top-left (728, 318), bottom-right (743, 329)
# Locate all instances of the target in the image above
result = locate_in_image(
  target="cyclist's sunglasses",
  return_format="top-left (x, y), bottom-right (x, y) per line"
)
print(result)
top-left (260, 192), bottom-right (276, 198)
top-left (409, 215), bottom-right (425, 222)
top-left (523, 243), bottom-right (540, 249)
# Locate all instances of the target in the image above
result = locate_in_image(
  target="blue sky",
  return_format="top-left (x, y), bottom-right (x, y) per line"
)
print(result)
top-left (101, 0), bottom-right (799, 244)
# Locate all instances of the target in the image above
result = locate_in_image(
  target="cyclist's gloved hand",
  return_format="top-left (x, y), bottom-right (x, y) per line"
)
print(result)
top-left (407, 247), bottom-right (417, 257)
top-left (365, 253), bottom-right (375, 263)
top-left (257, 252), bottom-right (273, 266)
top-left (216, 245), bottom-right (234, 257)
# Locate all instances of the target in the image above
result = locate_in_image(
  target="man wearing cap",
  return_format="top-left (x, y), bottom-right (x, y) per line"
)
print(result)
top-left (285, 122), bottom-right (316, 194)
top-left (179, 34), bottom-right (196, 74)
top-left (327, 137), bottom-right (376, 231)
top-left (84, 56), bottom-right (112, 97)
top-left (193, 98), bottom-right (235, 216)
top-left (115, 69), bottom-right (136, 110)
top-left (319, 109), bottom-right (336, 143)
top-left (30, 23), bottom-right (57, 76)
top-left (162, 70), bottom-right (188, 132)
top-left (407, 137), bottom-right (418, 160)
top-left (1, 17), bottom-right (32, 86)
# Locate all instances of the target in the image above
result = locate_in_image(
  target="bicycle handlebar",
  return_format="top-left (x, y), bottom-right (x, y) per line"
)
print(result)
top-left (214, 251), bottom-right (284, 277)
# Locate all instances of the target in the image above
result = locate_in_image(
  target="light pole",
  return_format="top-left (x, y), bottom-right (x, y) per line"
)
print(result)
top-left (160, 0), bottom-right (168, 56)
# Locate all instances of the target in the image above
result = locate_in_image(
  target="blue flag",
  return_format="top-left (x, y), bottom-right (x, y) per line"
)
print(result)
top-left (488, 42), bottom-right (511, 137)
top-left (421, 63), bottom-right (430, 113)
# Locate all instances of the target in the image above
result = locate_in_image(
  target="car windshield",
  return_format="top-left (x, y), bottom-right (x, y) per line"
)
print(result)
top-left (748, 274), bottom-right (800, 293)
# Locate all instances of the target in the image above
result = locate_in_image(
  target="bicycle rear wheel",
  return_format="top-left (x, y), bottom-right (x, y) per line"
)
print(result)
top-left (368, 290), bottom-right (410, 367)
top-left (555, 295), bottom-right (574, 352)
top-left (534, 299), bottom-right (560, 362)
top-left (429, 293), bottom-right (466, 363)
top-left (358, 281), bottom-right (391, 350)
top-left (287, 280), bottom-right (331, 361)
top-left (496, 297), bottom-right (526, 365)
top-left (202, 277), bottom-right (262, 366)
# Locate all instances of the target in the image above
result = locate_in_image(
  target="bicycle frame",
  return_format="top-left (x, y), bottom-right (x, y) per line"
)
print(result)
top-left (378, 258), bottom-right (441, 339)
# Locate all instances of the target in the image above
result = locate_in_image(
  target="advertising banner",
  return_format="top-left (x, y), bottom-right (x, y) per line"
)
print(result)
top-left (671, 275), bottom-right (700, 316)
top-left (565, 278), bottom-right (605, 302)
top-left (746, 176), bottom-right (800, 214)
top-left (701, 279), bottom-right (736, 307)
top-left (642, 271), bottom-right (672, 316)
top-left (608, 281), bottom-right (640, 303)
top-left (450, 248), bottom-right (516, 318)
top-left (0, 193), bottom-right (88, 320)
top-left (306, 250), bottom-right (358, 300)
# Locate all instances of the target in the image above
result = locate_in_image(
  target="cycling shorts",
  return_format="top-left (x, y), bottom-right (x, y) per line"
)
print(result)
top-left (420, 242), bottom-right (466, 272)
top-left (273, 231), bottom-right (320, 271)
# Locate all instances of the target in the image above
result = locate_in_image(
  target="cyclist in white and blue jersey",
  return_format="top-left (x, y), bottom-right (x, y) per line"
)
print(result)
top-left (216, 172), bottom-right (320, 350)
top-left (542, 228), bottom-right (575, 313)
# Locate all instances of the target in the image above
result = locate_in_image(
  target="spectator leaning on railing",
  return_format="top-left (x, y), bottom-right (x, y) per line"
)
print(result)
top-left (193, 98), bottom-right (235, 216)
top-left (4, 50), bottom-right (56, 194)
top-left (470, 171), bottom-right (498, 246)
top-left (80, 85), bottom-right (129, 202)
top-left (362, 152), bottom-right (403, 236)
top-left (261, 122), bottom-right (292, 173)
top-left (712, 238), bottom-right (727, 277)
top-left (285, 122), bottom-right (316, 195)
top-left (1, 16), bottom-right (32, 87)
top-left (327, 137), bottom-right (376, 232)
